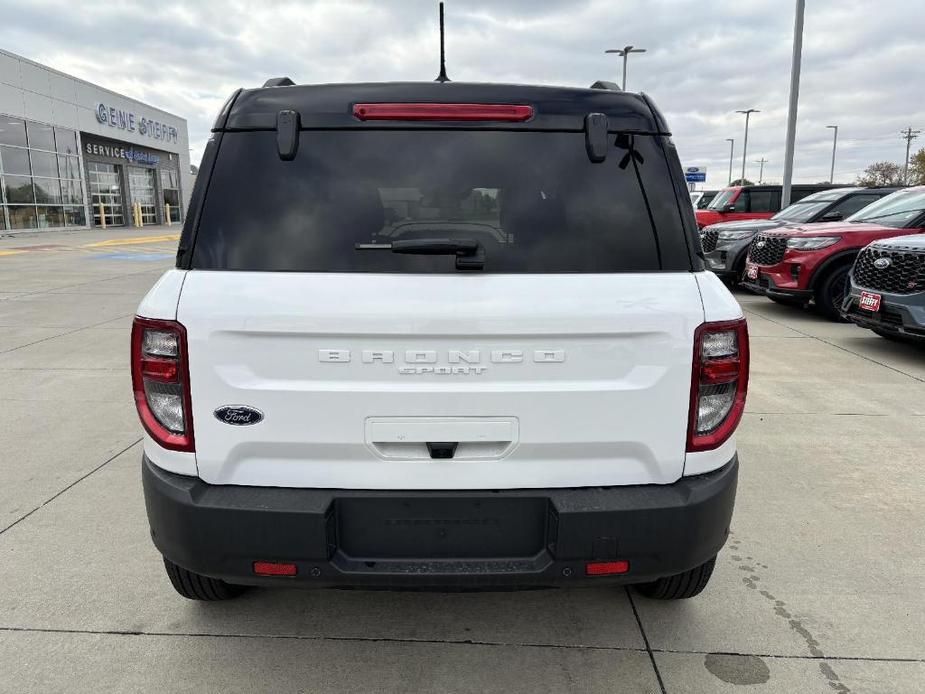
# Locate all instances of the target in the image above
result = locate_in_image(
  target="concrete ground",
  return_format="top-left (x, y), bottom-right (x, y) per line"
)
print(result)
top-left (1, 226), bottom-right (923, 693)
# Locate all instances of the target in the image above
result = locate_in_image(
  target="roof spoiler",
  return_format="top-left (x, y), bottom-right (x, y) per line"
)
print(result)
top-left (590, 80), bottom-right (621, 91)
top-left (263, 77), bottom-right (295, 87)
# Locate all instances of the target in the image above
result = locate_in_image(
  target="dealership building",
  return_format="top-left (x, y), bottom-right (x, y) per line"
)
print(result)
top-left (0, 48), bottom-right (192, 232)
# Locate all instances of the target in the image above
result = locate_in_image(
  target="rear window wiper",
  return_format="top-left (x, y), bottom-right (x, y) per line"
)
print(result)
top-left (356, 238), bottom-right (485, 270)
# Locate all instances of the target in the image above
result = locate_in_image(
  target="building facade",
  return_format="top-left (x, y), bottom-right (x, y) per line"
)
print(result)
top-left (0, 48), bottom-right (191, 232)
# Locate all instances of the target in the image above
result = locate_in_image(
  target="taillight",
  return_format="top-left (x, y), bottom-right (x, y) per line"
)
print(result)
top-left (687, 319), bottom-right (749, 452)
top-left (352, 103), bottom-right (534, 122)
top-left (131, 317), bottom-right (194, 452)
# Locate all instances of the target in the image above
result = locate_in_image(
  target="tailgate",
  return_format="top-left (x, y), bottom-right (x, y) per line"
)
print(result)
top-left (178, 271), bottom-right (704, 489)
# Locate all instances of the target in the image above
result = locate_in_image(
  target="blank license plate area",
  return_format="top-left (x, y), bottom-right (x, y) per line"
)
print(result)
top-left (336, 497), bottom-right (547, 559)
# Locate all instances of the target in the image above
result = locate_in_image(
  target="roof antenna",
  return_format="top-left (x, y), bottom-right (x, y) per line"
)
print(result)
top-left (435, 2), bottom-right (450, 82)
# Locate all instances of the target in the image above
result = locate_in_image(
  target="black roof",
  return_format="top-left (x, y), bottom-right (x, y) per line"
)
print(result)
top-left (215, 81), bottom-right (668, 134)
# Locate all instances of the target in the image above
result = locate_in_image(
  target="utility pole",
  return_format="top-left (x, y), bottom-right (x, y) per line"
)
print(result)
top-left (726, 138), bottom-right (735, 185)
top-left (605, 46), bottom-right (647, 90)
top-left (755, 158), bottom-right (768, 183)
top-left (736, 109), bottom-right (759, 184)
top-left (781, 0), bottom-right (805, 207)
top-left (901, 127), bottom-right (921, 185)
top-left (826, 125), bottom-right (838, 183)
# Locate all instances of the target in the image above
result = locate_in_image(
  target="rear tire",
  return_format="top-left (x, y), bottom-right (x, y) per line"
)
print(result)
top-left (163, 558), bottom-right (247, 601)
top-left (635, 556), bottom-right (716, 600)
top-left (814, 265), bottom-right (851, 322)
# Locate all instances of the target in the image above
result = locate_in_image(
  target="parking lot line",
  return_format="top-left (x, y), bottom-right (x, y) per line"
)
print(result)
top-left (82, 234), bottom-right (180, 248)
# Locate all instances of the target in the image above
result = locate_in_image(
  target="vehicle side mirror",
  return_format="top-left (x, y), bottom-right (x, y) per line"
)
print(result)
top-left (723, 204), bottom-right (736, 213)
top-left (820, 212), bottom-right (843, 221)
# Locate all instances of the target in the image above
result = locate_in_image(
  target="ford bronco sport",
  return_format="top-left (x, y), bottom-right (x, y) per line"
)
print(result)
top-left (133, 79), bottom-right (747, 601)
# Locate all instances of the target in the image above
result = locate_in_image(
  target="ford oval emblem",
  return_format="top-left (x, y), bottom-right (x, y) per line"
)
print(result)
top-left (214, 405), bottom-right (264, 426)
top-left (873, 257), bottom-right (891, 269)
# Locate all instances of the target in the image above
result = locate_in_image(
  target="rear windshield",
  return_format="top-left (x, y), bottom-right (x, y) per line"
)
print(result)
top-left (190, 130), bottom-right (691, 272)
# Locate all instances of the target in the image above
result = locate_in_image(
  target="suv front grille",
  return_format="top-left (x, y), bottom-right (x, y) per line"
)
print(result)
top-left (748, 234), bottom-right (787, 266)
top-left (701, 229), bottom-right (719, 252)
top-left (853, 245), bottom-right (925, 294)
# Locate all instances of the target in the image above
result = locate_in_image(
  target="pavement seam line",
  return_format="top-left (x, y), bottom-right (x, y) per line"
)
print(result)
top-left (0, 313), bottom-right (135, 355)
top-left (626, 588), bottom-right (668, 694)
top-left (0, 625), bottom-right (649, 653)
top-left (0, 626), bottom-right (922, 665)
top-left (0, 438), bottom-right (141, 536)
top-left (743, 308), bottom-right (925, 383)
top-left (14, 267), bottom-right (167, 298)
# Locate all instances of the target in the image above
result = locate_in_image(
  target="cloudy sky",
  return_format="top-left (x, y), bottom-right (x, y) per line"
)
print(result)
top-left (2, 0), bottom-right (923, 188)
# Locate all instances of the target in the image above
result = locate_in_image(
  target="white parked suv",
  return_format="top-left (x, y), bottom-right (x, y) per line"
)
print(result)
top-left (133, 78), bottom-right (748, 601)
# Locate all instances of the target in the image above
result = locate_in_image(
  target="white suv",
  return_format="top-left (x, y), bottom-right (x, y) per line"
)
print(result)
top-left (133, 79), bottom-right (748, 601)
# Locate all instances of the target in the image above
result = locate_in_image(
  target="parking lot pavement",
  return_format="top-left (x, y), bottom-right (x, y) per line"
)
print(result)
top-left (1, 231), bottom-right (923, 693)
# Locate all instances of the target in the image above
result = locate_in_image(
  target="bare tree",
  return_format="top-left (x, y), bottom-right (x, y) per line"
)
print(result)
top-left (856, 161), bottom-right (904, 187)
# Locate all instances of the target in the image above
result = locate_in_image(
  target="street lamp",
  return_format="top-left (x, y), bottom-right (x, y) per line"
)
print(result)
top-left (755, 158), bottom-right (768, 184)
top-left (826, 125), bottom-right (838, 183)
top-left (725, 138), bottom-right (735, 186)
top-left (735, 109), bottom-right (760, 185)
top-left (605, 45), bottom-right (647, 90)
top-left (781, 0), bottom-right (806, 207)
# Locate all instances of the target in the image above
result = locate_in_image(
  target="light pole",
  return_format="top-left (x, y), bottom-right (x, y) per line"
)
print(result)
top-left (781, 0), bottom-right (806, 207)
top-left (825, 125), bottom-right (838, 183)
top-left (736, 109), bottom-right (760, 184)
top-left (605, 46), bottom-right (647, 90)
top-left (725, 138), bottom-right (735, 185)
top-left (755, 158), bottom-right (768, 183)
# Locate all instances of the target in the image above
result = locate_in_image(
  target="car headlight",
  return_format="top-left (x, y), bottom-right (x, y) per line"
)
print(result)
top-left (786, 236), bottom-right (840, 250)
top-left (717, 230), bottom-right (755, 241)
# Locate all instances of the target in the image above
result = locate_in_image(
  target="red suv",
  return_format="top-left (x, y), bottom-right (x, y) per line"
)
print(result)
top-left (696, 184), bottom-right (837, 229)
top-left (743, 187), bottom-right (925, 319)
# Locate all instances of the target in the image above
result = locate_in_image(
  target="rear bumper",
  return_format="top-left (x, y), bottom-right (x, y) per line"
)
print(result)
top-left (143, 455), bottom-right (738, 589)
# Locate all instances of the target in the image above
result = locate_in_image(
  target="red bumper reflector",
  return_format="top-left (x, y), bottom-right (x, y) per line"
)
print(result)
top-left (140, 357), bottom-right (178, 382)
top-left (352, 103), bottom-right (533, 122)
top-left (253, 561), bottom-right (297, 577)
top-left (701, 358), bottom-right (740, 385)
top-left (585, 560), bottom-right (630, 576)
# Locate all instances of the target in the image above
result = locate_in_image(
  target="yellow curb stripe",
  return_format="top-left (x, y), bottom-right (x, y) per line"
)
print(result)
top-left (0, 249), bottom-right (25, 257)
top-left (84, 234), bottom-right (180, 248)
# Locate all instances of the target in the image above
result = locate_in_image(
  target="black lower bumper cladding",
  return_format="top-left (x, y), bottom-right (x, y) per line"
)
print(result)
top-left (143, 455), bottom-right (738, 589)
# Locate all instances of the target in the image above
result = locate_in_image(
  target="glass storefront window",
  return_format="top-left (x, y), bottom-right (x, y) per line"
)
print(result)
top-left (0, 118), bottom-right (28, 148)
top-left (30, 150), bottom-right (59, 178)
top-left (33, 178), bottom-right (63, 204)
top-left (35, 206), bottom-right (64, 228)
top-left (1, 146), bottom-right (31, 175)
top-left (8, 205), bottom-right (37, 229)
top-left (54, 128), bottom-right (78, 155)
top-left (3, 175), bottom-right (35, 203)
top-left (60, 179), bottom-right (84, 205)
top-left (0, 118), bottom-right (87, 231)
top-left (26, 121), bottom-right (56, 151)
top-left (63, 206), bottom-right (86, 227)
top-left (58, 155), bottom-right (80, 180)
